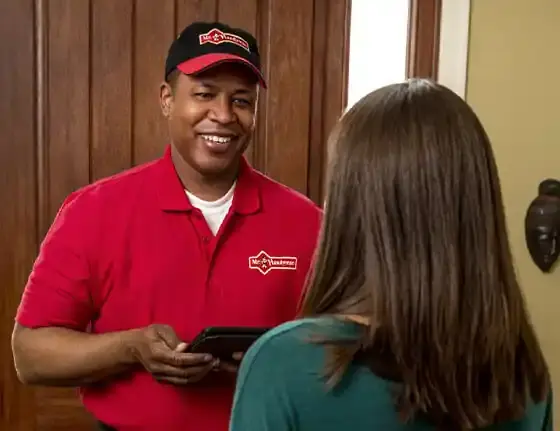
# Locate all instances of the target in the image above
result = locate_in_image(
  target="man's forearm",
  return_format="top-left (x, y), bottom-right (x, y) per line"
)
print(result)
top-left (12, 324), bottom-right (141, 387)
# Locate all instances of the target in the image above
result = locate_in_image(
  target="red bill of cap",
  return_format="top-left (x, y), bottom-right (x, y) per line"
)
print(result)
top-left (176, 53), bottom-right (267, 88)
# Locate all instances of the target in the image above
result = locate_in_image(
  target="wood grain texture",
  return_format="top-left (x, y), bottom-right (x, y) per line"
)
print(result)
top-left (308, 0), bottom-right (351, 204)
top-left (176, 0), bottom-right (217, 33)
top-left (253, 0), bottom-right (271, 170)
top-left (91, 0), bottom-right (133, 181)
top-left (262, 0), bottom-right (314, 194)
top-left (134, 0), bottom-right (175, 165)
top-left (45, 0), bottom-right (90, 229)
top-left (407, 0), bottom-right (442, 79)
top-left (0, 1), bottom-right (38, 430)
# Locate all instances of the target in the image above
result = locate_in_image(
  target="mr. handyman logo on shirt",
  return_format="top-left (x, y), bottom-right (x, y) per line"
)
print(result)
top-left (199, 28), bottom-right (250, 52)
top-left (248, 251), bottom-right (297, 275)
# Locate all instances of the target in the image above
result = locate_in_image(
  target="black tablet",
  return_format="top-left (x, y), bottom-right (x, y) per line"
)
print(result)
top-left (185, 326), bottom-right (271, 361)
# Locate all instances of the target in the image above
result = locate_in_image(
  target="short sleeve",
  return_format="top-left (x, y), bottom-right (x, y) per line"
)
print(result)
top-left (15, 191), bottom-right (98, 331)
top-left (229, 332), bottom-right (297, 431)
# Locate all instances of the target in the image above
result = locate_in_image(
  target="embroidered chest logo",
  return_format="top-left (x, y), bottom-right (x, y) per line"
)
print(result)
top-left (248, 251), bottom-right (297, 275)
top-left (199, 28), bottom-right (250, 52)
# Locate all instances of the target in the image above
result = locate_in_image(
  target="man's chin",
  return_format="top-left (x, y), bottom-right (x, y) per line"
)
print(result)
top-left (194, 140), bottom-right (249, 175)
top-left (192, 153), bottom-right (240, 177)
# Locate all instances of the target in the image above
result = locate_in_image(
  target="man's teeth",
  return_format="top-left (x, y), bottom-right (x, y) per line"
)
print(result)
top-left (201, 135), bottom-right (233, 144)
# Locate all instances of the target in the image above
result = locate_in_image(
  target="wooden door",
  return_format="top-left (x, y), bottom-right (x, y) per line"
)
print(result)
top-left (0, 0), bottom-right (350, 429)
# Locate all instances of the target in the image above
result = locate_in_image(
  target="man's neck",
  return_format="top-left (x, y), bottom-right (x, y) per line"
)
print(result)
top-left (170, 145), bottom-right (238, 201)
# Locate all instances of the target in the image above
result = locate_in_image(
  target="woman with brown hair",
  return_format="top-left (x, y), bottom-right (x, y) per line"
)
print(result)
top-left (229, 79), bottom-right (552, 430)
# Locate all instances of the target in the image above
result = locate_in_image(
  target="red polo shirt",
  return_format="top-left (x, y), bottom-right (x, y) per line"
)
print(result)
top-left (16, 145), bottom-right (322, 430)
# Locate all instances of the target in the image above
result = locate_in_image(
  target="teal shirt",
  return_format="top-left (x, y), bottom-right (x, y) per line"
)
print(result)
top-left (230, 318), bottom-right (553, 431)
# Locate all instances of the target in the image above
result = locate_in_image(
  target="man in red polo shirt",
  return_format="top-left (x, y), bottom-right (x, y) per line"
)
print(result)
top-left (11, 21), bottom-right (321, 431)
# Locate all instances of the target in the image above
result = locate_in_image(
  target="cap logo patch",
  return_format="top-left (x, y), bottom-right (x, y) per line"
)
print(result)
top-left (248, 251), bottom-right (297, 275)
top-left (199, 28), bottom-right (250, 52)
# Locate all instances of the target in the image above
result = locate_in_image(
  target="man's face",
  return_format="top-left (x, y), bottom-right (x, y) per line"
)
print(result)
top-left (160, 63), bottom-right (258, 176)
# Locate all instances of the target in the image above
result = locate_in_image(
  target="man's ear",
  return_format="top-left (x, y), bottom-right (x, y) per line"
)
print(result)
top-left (159, 82), bottom-right (174, 118)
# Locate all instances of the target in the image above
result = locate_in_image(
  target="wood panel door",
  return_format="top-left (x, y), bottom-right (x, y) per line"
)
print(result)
top-left (0, 0), bottom-right (350, 429)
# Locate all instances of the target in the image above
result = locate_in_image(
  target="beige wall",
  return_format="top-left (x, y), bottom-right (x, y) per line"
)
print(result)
top-left (466, 0), bottom-right (560, 417)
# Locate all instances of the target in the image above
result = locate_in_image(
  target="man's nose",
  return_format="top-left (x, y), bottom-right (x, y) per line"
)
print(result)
top-left (208, 97), bottom-right (236, 124)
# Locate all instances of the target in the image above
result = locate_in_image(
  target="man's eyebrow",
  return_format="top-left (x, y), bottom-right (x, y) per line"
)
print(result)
top-left (232, 88), bottom-right (255, 96)
top-left (194, 79), bottom-right (256, 95)
top-left (196, 81), bottom-right (218, 89)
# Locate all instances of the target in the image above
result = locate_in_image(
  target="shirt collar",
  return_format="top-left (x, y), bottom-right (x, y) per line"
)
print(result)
top-left (155, 145), bottom-right (261, 215)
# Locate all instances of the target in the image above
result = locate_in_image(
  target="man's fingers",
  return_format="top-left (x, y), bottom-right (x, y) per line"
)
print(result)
top-left (219, 360), bottom-right (239, 373)
top-left (171, 352), bottom-right (214, 367)
top-left (182, 362), bottom-right (217, 378)
top-left (154, 369), bottom-right (210, 386)
top-left (155, 349), bottom-right (213, 367)
top-left (151, 361), bottom-right (217, 380)
top-left (151, 364), bottom-right (192, 379)
top-left (184, 363), bottom-right (216, 383)
top-left (174, 342), bottom-right (188, 352)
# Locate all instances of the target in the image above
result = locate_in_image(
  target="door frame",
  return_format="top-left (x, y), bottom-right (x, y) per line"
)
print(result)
top-left (407, 0), bottom-right (472, 101)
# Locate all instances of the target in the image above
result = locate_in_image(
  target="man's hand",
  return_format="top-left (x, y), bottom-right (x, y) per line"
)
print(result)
top-left (216, 352), bottom-right (244, 373)
top-left (129, 324), bottom-right (217, 385)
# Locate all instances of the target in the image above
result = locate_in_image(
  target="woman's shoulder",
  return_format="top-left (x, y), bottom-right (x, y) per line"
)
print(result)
top-left (231, 318), bottom-right (364, 430)
top-left (245, 318), bottom-right (325, 358)
top-left (247, 317), bottom-right (360, 356)
top-left (235, 319), bottom-right (325, 394)
top-left (239, 316), bottom-right (363, 379)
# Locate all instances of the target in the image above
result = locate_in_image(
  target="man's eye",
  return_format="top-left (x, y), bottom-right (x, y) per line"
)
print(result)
top-left (233, 98), bottom-right (251, 106)
top-left (195, 92), bottom-right (213, 99)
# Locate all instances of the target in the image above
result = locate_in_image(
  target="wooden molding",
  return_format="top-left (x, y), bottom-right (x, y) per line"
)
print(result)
top-left (307, 0), bottom-right (351, 205)
top-left (406, 0), bottom-right (442, 79)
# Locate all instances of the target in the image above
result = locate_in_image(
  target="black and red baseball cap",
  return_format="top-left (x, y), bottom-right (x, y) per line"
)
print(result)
top-left (165, 21), bottom-right (267, 88)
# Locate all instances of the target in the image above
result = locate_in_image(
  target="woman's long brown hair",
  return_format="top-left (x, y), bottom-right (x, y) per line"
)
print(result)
top-left (300, 79), bottom-right (549, 429)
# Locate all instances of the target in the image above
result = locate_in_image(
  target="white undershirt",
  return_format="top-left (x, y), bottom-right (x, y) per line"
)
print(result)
top-left (185, 182), bottom-right (236, 235)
